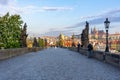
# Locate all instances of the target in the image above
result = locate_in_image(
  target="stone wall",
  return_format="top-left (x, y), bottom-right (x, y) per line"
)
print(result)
top-left (69, 47), bottom-right (120, 68)
top-left (0, 47), bottom-right (43, 60)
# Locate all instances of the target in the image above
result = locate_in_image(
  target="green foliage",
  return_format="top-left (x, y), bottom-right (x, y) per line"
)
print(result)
top-left (56, 41), bottom-right (59, 47)
top-left (59, 34), bottom-right (64, 47)
top-left (71, 34), bottom-right (75, 40)
top-left (59, 39), bottom-right (64, 47)
top-left (38, 38), bottom-right (45, 48)
top-left (0, 12), bottom-right (23, 49)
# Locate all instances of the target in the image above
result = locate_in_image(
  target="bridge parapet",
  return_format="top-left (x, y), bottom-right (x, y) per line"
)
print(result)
top-left (0, 47), bottom-right (43, 60)
top-left (68, 47), bottom-right (120, 68)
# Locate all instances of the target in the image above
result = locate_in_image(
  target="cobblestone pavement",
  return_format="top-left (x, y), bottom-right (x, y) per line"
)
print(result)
top-left (0, 48), bottom-right (120, 80)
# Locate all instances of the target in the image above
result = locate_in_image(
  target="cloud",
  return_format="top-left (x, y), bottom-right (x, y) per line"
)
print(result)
top-left (80, 8), bottom-right (120, 20)
top-left (9, 5), bottom-right (43, 14)
top-left (103, 8), bottom-right (120, 16)
top-left (0, 0), bottom-right (17, 6)
top-left (43, 15), bottom-right (120, 36)
top-left (0, 0), bottom-right (73, 15)
top-left (41, 30), bottom-right (73, 37)
top-left (40, 26), bottom-right (81, 37)
top-left (64, 16), bottom-right (120, 30)
top-left (88, 16), bottom-right (120, 25)
top-left (28, 26), bottom-right (77, 37)
top-left (9, 6), bottom-right (73, 14)
top-left (65, 22), bottom-right (85, 29)
top-left (42, 6), bottom-right (73, 11)
top-left (0, 0), bottom-right (17, 15)
top-left (0, 0), bottom-right (9, 5)
top-left (65, 8), bottom-right (120, 29)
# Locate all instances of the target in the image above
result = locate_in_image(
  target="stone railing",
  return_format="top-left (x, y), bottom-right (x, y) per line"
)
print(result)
top-left (68, 47), bottom-right (120, 68)
top-left (0, 47), bottom-right (43, 60)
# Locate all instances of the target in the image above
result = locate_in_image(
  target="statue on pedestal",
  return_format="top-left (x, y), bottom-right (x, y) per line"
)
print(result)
top-left (33, 37), bottom-right (38, 47)
top-left (20, 23), bottom-right (28, 47)
top-left (81, 21), bottom-right (89, 47)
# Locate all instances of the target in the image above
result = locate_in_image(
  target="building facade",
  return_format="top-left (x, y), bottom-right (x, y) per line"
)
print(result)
top-left (90, 27), bottom-right (120, 52)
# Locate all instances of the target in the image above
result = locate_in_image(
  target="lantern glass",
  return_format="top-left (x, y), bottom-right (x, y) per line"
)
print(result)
top-left (104, 18), bottom-right (110, 30)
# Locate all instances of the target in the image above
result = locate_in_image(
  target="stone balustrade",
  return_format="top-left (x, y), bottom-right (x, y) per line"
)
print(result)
top-left (68, 47), bottom-right (120, 68)
top-left (0, 47), bottom-right (43, 60)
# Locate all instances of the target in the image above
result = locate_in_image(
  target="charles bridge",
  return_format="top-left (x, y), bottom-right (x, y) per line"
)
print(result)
top-left (0, 47), bottom-right (120, 80)
top-left (0, 17), bottom-right (120, 80)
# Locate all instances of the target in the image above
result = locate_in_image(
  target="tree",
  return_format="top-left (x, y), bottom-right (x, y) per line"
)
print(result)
top-left (59, 34), bottom-right (64, 47)
top-left (0, 12), bottom-right (23, 49)
top-left (71, 33), bottom-right (75, 40)
top-left (38, 38), bottom-right (45, 48)
top-left (71, 33), bottom-right (75, 47)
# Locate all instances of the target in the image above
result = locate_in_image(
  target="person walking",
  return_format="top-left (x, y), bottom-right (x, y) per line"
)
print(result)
top-left (77, 42), bottom-right (80, 52)
top-left (87, 43), bottom-right (93, 58)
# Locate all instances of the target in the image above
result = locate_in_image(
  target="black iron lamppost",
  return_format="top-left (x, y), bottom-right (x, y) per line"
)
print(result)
top-left (104, 18), bottom-right (110, 52)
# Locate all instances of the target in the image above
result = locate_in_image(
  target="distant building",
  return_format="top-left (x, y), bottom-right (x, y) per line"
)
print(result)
top-left (109, 33), bottom-right (120, 51)
top-left (90, 27), bottom-right (120, 52)
top-left (109, 32), bottom-right (120, 40)
top-left (90, 27), bottom-right (105, 39)
top-left (41, 36), bottom-right (57, 47)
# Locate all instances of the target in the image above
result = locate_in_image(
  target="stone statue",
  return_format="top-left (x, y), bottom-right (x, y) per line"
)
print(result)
top-left (81, 21), bottom-right (89, 47)
top-left (33, 37), bottom-right (38, 47)
top-left (86, 21), bottom-right (89, 27)
top-left (81, 30), bottom-right (85, 47)
top-left (20, 23), bottom-right (28, 47)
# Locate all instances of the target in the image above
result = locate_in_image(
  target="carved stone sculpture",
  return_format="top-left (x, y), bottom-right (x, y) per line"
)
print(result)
top-left (20, 23), bottom-right (28, 47)
top-left (81, 21), bottom-right (89, 47)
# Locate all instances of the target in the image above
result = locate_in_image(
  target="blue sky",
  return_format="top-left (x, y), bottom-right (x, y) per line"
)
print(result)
top-left (0, 0), bottom-right (120, 36)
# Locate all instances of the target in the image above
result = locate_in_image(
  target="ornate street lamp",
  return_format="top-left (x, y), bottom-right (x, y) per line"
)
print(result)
top-left (104, 18), bottom-right (110, 52)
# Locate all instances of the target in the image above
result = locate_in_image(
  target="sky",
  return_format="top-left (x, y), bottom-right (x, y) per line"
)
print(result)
top-left (0, 0), bottom-right (120, 37)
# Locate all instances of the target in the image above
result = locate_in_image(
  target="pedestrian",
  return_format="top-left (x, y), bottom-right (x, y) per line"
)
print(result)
top-left (77, 42), bottom-right (80, 52)
top-left (87, 43), bottom-right (93, 58)
top-left (103, 52), bottom-right (106, 62)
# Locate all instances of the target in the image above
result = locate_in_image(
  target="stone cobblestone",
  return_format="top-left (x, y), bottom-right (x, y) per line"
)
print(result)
top-left (0, 48), bottom-right (120, 80)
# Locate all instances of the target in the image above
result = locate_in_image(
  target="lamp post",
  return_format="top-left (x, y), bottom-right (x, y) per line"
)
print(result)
top-left (104, 18), bottom-right (110, 52)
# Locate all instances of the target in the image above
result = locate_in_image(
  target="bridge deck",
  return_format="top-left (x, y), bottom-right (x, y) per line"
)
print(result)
top-left (0, 48), bottom-right (120, 80)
